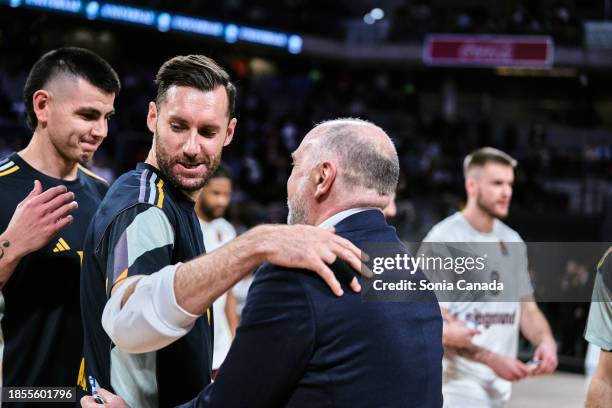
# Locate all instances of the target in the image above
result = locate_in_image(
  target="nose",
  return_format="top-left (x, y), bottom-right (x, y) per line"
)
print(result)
top-left (91, 117), bottom-right (108, 139)
top-left (183, 131), bottom-right (199, 158)
top-left (503, 184), bottom-right (512, 198)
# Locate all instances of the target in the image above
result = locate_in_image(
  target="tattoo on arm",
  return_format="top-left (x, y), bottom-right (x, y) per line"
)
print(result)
top-left (0, 240), bottom-right (11, 288)
top-left (0, 240), bottom-right (10, 260)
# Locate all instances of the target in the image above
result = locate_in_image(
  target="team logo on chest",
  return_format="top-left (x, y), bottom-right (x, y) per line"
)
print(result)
top-left (52, 237), bottom-right (71, 253)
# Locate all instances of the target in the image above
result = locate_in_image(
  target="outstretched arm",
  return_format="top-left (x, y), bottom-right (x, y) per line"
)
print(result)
top-left (103, 209), bottom-right (369, 353)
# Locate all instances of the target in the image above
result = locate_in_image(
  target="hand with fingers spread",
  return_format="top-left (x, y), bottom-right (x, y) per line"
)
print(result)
top-left (257, 224), bottom-right (371, 296)
top-left (0, 180), bottom-right (77, 286)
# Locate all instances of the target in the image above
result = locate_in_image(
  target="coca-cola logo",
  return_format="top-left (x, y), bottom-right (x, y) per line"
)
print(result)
top-left (458, 43), bottom-right (514, 60)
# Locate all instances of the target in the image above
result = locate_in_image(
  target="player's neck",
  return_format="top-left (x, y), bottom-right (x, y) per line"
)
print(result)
top-left (19, 131), bottom-right (79, 180)
top-left (461, 205), bottom-right (496, 234)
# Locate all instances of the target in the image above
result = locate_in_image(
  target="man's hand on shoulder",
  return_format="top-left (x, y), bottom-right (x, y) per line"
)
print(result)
top-left (255, 224), bottom-right (371, 296)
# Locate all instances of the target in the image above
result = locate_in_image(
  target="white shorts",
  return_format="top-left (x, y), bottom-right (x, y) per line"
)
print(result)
top-left (443, 376), bottom-right (511, 408)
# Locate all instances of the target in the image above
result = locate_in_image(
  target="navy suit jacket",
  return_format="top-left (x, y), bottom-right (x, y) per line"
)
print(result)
top-left (178, 210), bottom-right (443, 408)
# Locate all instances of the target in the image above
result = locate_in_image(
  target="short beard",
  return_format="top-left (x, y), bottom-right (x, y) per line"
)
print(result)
top-left (476, 192), bottom-right (507, 220)
top-left (154, 130), bottom-right (219, 193)
top-left (287, 197), bottom-right (309, 225)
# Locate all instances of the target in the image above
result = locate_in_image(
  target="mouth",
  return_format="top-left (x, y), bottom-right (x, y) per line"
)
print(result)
top-left (176, 162), bottom-right (205, 176)
top-left (79, 138), bottom-right (99, 152)
top-left (496, 202), bottom-right (509, 210)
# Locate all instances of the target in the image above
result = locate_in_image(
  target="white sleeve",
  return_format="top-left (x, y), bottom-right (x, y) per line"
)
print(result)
top-left (102, 263), bottom-right (200, 353)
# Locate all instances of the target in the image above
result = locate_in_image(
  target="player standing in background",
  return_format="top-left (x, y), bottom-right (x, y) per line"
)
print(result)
top-left (423, 147), bottom-right (557, 407)
top-left (584, 247), bottom-right (612, 408)
top-left (0, 47), bottom-right (119, 401)
top-left (195, 164), bottom-right (239, 373)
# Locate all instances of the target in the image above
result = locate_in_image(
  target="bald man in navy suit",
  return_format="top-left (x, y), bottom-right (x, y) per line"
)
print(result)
top-left (82, 118), bottom-right (443, 408)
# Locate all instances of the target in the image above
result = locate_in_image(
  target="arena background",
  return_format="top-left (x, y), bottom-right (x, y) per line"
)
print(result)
top-left (1, 1), bottom-right (610, 406)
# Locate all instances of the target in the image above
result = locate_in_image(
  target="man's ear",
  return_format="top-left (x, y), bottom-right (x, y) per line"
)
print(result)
top-left (32, 90), bottom-right (51, 127)
top-left (465, 177), bottom-right (477, 198)
top-left (313, 161), bottom-right (337, 199)
top-left (224, 117), bottom-right (237, 147)
top-left (146, 102), bottom-right (158, 134)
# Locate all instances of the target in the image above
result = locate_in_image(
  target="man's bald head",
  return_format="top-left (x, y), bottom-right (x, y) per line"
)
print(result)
top-left (303, 118), bottom-right (399, 197)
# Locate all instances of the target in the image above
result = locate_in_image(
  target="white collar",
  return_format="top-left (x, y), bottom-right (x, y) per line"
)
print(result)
top-left (317, 207), bottom-right (382, 229)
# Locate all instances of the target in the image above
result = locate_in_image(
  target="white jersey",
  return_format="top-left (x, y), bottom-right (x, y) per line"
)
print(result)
top-left (200, 218), bottom-right (237, 370)
top-left (423, 212), bottom-right (533, 406)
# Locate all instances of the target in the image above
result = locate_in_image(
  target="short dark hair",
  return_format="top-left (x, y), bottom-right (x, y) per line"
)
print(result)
top-left (208, 163), bottom-right (231, 181)
top-left (463, 147), bottom-right (517, 178)
top-left (155, 55), bottom-right (236, 118)
top-left (23, 47), bottom-right (121, 131)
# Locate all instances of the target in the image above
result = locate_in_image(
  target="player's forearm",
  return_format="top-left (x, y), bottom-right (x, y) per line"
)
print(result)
top-left (0, 230), bottom-right (28, 288)
top-left (453, 343), bottom-right (494, 365)
top-left (520, 303), bottom-right (554, 346)
top-left (103, 266), bottom-right (199, 353)
top-left (585, 375), bottom-right (612, 408)
top-left (175, 225), bottom-right (269, 314)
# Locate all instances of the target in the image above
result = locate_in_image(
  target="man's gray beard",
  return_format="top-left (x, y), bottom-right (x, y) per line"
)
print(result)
top-left (287, 198), bottom-right (308, 225)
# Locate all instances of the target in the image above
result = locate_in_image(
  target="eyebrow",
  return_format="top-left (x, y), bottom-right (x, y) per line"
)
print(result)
top-left (75, 107), bottom-right (115, 117)
top-left (198, 124), bottom-right (221, 133)
top-left (167, 115), bottom-right (222, 133)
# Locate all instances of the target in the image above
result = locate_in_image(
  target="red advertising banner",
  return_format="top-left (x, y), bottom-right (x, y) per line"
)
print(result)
top-left (423, 35), bottom-right (554, 67)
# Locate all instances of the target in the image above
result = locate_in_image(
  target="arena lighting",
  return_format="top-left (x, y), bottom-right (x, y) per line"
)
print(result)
top-left (23, 0), bottom-right (81, 13)
top-left (0, 0), bottom-right (303, 54)
top-left (99, 3), bottom-right (155, 26)
top-left (156, 12), bottom-right (171, 32)
top-left (85, 0), bottom-right (98, 19)
top-left (370, 8), bottom-right (384, 20)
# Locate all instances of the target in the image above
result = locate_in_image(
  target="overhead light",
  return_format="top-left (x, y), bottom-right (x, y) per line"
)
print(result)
top-left (157, 12), bottom-right (171, 32)
top-left (363, 13), bottom-right (375, 25)
top-left (288, 35), bottom-right (303, 54)
top-left (370, 8), bottom-right (384, 20)
top-left (85, 2), bottom-right (99, 20)
top-left (224, 24), bottom-right (239, 43)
